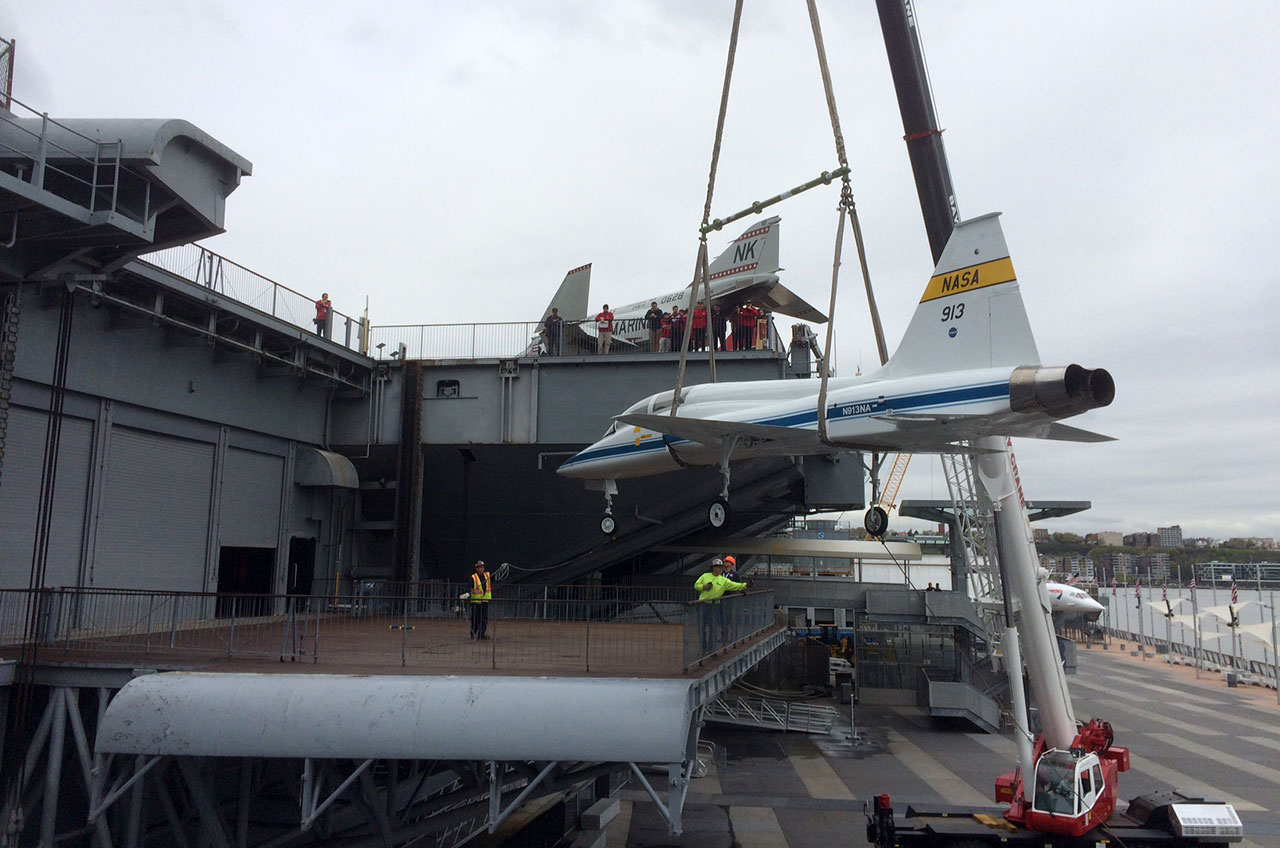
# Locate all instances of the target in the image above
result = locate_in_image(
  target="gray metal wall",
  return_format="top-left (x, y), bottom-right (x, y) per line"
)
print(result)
top-left (0, 406), bottom-right (92, 587)
top-left (413, 354), bottom-right (793, 445)
top-left (0, 286), bottom-right (350, 592)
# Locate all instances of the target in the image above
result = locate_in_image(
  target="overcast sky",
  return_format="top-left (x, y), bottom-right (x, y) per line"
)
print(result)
top-left (7, 2), bottom-right (1278, 541)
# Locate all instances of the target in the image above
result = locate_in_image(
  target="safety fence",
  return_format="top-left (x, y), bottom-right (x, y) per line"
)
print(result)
top-left (137, 243), bottom-right (366, 352)
top-left (1105, 625), bottom-right (1278, 688)
top-left (368, 316), bottom-right (786, 361)
top-left (0, 584), bottom-right (778, 676)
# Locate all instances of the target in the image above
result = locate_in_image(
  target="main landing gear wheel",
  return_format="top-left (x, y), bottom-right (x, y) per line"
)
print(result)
top-left (600, 515), bottom-right (616, 535)
top-left (708, 498), bottom-right (730, 529)
top-left (864, 505), bottom-right (889, 537)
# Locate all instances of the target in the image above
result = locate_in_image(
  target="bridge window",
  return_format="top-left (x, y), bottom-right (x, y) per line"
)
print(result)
top-left (436, 379), bottom-right (460, 398)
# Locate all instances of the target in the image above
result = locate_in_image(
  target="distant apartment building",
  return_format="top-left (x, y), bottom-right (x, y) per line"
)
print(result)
top-left (1093, 531), bottom-right (1124, 547)
top-left (1033, 527), bottom-right (1050, 543)
top-left (1194, 560), bottom-right (1280, 585)
top-left (1157, 525), bottom-right (1183, 549)
top-left (1100, 552), bottom-right (1133, 582)
top-left (1124, 532), bottom-right (1159, 548)
top-left (1135, 552), bottom-right (1171, 583)
top-left (1046, 554), bottom-right (1095, 581)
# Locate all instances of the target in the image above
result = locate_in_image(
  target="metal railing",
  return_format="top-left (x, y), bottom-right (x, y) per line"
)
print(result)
top-left (704, 694), bottom-right (839, 733)
top-left (0, 93), bottom-right (150, 228)
top-left (683, 591), bottom-right (779, 669)
top-left (138, 243), bottom-right (367, 353)
top-left (0, 584), bottom-right (778, 676)
top-left (1105, 625), bottom-right (1278, 685)
top-left (368, 316), bottom-right (786, 361)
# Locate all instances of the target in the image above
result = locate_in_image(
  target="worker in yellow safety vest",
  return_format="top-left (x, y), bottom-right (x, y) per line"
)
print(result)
top-left (467, 561), bottom-right (493, 640)
top-left (694, 558), bottom-right (748, 654)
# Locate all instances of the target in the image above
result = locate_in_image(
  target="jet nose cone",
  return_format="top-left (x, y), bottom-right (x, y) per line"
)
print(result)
top-left (556, 449), bottom-right (590, 478)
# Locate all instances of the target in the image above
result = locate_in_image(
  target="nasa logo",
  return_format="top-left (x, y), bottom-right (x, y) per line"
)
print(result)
top-left (948, 326), bottom-right (958, 338)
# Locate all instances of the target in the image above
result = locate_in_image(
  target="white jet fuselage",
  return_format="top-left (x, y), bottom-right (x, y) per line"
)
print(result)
top-left (558, 366), bottom-right (1023, 481)
top-left (1046, 582), bottom-right (1105, 618)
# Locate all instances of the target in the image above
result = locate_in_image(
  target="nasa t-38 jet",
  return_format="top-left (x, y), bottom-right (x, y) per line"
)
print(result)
top-left (558, 212), bottom-right (1115, 534)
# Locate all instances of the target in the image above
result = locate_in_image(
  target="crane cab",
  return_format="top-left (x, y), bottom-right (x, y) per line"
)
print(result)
top-left (1026, 748), bottom-right (1117, 836)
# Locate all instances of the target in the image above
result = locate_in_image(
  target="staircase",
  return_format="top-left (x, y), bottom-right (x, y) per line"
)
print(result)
top-left (704, 695), bottom-right (839, 734)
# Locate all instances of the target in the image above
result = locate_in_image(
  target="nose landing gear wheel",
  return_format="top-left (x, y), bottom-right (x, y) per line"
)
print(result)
top-left (864, 505), bottom-right (888, 537)
top-left (708, 498), bottom-right (730, 529)
top-left (600, 515), bottom-right (616, 535)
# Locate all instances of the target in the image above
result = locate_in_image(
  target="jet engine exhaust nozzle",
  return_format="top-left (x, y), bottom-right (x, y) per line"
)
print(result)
top-left (1009, 364), bottom-right (1114, 419)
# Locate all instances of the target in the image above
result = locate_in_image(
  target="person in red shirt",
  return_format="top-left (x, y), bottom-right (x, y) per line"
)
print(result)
top-left (739, 302), bottom-right (760, 349)
top-left (691, 301), bottom-right (708, 351)
top-left (595, 304), bottom-right (614, 354)
top-left (729, 304), bottom-right (746, 350)
top-left (659, 312), bottom-right (672, 352)
top-left (313, 293), bottom-right (332, 338)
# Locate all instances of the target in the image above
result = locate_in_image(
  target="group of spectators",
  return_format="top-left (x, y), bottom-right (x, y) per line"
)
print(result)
top-left (646, 300), bottom-right (767, 353)
top-left (541, 299), bottom-right (768, 356)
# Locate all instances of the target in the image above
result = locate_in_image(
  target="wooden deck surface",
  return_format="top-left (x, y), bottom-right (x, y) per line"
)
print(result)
top-left (3, 614), bottom-right (773, 679)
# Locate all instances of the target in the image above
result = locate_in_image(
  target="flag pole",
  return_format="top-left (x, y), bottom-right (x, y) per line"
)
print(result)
top-left (1191, 574), bottom-right (1200, 680)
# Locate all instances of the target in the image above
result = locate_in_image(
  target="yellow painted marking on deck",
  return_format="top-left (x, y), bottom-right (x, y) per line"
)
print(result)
top-left (919, 256), bottom-right (1016, 303)
top-left (787, 753), bottom-right (854, 800)
top-left (729, 806), bottom-right (789, 848)
top-left (886, 729), bottom-right (991, 806)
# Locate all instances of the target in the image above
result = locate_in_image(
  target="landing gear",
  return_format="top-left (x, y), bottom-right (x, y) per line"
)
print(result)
top-left (708, 498), bottom-right (730, 529)
top-left (704, 437), bottom-right (739, 530)
top-left (593, 479), bottom-right (619, 535)
top-left (864, 505), bottom-right (889, 537)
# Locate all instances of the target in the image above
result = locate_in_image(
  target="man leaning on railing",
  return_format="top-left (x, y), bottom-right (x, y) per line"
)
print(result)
top-left (694, 558), bottom-right (748, 655)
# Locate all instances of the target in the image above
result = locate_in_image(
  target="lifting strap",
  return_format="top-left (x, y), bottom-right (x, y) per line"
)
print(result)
top-left (806, 0), bottom-right (889, 452)
top-left (671, 0), bottom-right (743, 414)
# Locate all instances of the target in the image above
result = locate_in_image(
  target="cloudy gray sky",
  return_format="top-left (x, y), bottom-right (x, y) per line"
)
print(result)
top-left (7, 1), bottom-right (1278, 541)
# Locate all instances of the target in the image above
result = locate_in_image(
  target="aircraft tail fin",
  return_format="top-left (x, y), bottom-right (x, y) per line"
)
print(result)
top-left (705, 216), bottom-right (781, 283)
top-left (543, 263), bottom-right (591, 323)
top-left (884, 213), bottom-right (1040, 378)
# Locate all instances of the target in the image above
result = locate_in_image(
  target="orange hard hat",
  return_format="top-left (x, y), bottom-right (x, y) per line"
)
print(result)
top-left (723, 555), bottom-right (736, 565)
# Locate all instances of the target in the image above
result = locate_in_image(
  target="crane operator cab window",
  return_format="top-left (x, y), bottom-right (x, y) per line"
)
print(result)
top-left (1032, 750), bottom-right (1103, 818)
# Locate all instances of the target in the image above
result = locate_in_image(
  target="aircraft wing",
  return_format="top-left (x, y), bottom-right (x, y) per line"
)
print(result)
top-left (874, 413), bottom-right (1114, 444)
top-left (614, 412), bottom-right (823, 453)
top-left (1040, 422), bottom-right (1115, 443)
top-left (736, 280), bottom-right (828, 323)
